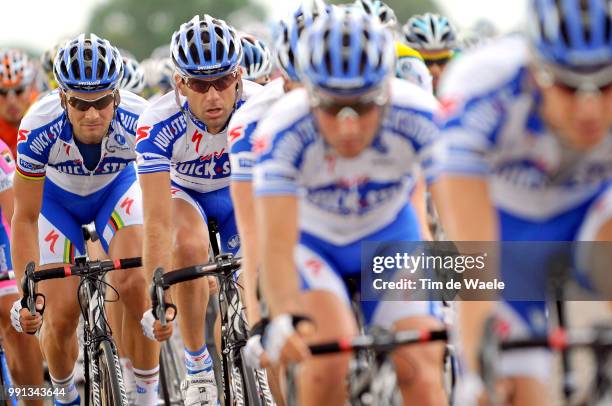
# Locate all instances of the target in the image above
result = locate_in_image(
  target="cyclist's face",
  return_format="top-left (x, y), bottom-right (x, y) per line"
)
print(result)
top-left (538, 78), bottom-right (612, 150)
top-left (0, 84), bottom-right (34, 125)
top-left (176, 71), bottom-right (241, 135)
top-left (312, 92), bottom-right (386, 158)
top-left (419, 50), bottom-right (452, 92)
top-left (62, 89), bottom-right (117, 143)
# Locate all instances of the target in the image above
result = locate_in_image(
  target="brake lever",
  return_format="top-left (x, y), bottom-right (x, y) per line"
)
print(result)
top-left (152, 267), bottom-right (177, 326)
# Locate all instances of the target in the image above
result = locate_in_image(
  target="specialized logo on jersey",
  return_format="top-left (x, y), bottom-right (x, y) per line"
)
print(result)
top-left (305, 258), bottom-right (323, 276)
top-left (192, 130), bottom-right (204, 153)
top-left (45, 229), bottom-right (60, 254)
top-left (252, 136), bottom-right (268, 154)
top-left (120, 197), bottom-right (134, 216)
top-left (135, 126), bottom-right (151, 144)
top-left (17, 129), bottom-right (29, 143)
top-left (228, 125), bottom-right (244, 145)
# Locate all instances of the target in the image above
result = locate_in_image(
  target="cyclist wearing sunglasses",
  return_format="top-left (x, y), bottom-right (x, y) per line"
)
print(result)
top-left (254, 8), bottom-right (445, 405)
top-left (430, 0), bottom-right (612, 404)
top-left (0, 48), bottom-right (39, 156)
top-left (402, 13), bottom-right (458, 94)
top-left (10, 34), bottom-right (160, 406)
top-left (228, 0), bottom-right (330, 375)
top-left (136, 14), bottom-right (261, 405)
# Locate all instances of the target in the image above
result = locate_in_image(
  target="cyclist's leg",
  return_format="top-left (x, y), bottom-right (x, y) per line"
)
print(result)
top-left (169, 185), bottom-right (212, 364)
top-left (496, 301), bottom-right (551, 405)
top-left (95, 173), bottom-right (160, 404)
top-left (371, 301), bottom-right (447, 405)
top-left (36, 209), bottom-right (83, 405)
top-left (0, 220), bottom-right (44, 405)
top-left (293, 242), bottom-right (358, 406)
top-left (368, 204), bottom-right (448, 405)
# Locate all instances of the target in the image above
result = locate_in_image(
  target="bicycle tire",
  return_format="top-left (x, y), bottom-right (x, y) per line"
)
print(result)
top-left (92, 340), bottom-right (128, 406)
top-left (0, 347), bottom-right (17, 406)
top-left (159, 340), bottom-right (185, 405)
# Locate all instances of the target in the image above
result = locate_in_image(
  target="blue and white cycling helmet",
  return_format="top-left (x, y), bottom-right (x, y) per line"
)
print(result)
top-left (170, 14), bottom-right (242, 79)
top-left (240, 35), bottom-right (273, 81)
top-left (119, 57), bottom-right (146, 94)
top-left (402, 13), bottom-right (457, 51)
top-left (529, 0), bottom-right (612, 71)
top-left (353, 0), bottom-right (398, 29)
top-left (275, 0), bottom-right (331, 82)
top-left (53, 34), bottom-right (123, 92)
top-left (298, 7), bottom-right (395, 96)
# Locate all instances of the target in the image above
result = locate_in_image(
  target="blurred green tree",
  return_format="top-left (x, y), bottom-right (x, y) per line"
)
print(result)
top-left (86, 0), bottom-right (266, 60)
top-left (329, 0), bottom-right (439, 25)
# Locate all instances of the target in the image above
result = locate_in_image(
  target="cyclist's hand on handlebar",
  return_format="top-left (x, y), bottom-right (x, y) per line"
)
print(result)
top-left (141, 309), bottom-right (173, 342)
top-left (10, 296), bottom-right (44, 334)
top-left (263, 314), bottom-right (315, 366)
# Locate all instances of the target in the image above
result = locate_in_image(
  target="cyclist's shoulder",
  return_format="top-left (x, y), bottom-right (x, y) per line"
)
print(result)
top-left (21, 91), bottom-right (64, 128)
top-left (117, 89), bottom-right (149, 116)
top-left (231, 78), bottom-right (285, 128)
top-left (138, 91), bottom-right (182, 126)
top-left (240, 78), bottom-right (264, 103)
top-left (389, 77), bottom-right (439, 114)
top-left (438, 35), bottom-right (529, 101)
top-left (255, 87), bottom-right (311, 138)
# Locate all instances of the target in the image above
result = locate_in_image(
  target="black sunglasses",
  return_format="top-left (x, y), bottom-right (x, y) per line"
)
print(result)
top-left (535, 67), bottom-right (612, 95)
top-left (64, 92), bottom-right (116, 112)
top-left (424, 57), bottom-right (451, 67)
top-left (182, 71), bottom-right (238, 93)
top-left (0, 86), bottom-right (27, 97)
top-left (313, 89), bottom-right (388, 117)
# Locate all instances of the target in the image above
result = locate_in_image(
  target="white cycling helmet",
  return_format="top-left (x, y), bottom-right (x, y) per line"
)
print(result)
top-left (119, 57), bottom-right (146, 94)
top-left (402, 13), bottom-right (457, 51)
top-left (353, 0), bottom-right (397, 29)
top-left (239, 34), bottom-right (273, 82)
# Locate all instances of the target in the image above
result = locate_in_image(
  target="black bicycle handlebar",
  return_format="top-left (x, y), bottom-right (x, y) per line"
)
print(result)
top-left (33, 257), bottom-right (142, 282)
top-left (308, 329), bottom-right (448, 355)
top-left (160, 255), bottom-right (242, 288)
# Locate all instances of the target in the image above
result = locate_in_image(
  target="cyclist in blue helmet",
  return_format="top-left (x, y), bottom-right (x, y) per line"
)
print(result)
top-left (225, 2), bottom-right (332, 391)
top-left (239, 34), bottom-right (273, 85)
top-left (256, 7), bottom-right (445, 405)
top-left (431, 0), bottom-right (612, 403)
top-left (137, 14), bottom-right (262, 405)
top-left (11, 33), bottom-right (160, 406)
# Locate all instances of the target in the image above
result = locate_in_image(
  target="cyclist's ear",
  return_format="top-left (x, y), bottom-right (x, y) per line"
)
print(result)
top-left (59, 91), bottom-right (67, 110)
top-left (113, 90), bottom-right (121, 109)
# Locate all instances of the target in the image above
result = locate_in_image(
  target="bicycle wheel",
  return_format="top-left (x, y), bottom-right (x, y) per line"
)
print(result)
top-left (0, 346), bottom-right (17, 406)
top-left (92, 340), bottom-right (128, 406)
top-left (159, 340), bottom-right (185, 405)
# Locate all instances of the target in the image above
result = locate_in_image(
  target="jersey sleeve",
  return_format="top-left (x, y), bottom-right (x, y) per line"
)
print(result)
top-left (15, 113), bottom-right (63, 181)
top-left (135, 108), bottom-right (181, 174)
top-left (229, 119), bottom-right (258, 182)
top-left (253, 121), bottom-right (304, 197)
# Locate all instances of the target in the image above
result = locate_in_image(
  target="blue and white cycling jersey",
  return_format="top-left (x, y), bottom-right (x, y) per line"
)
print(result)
top-left (433, 35), bottom-right (612, 241)
top-left (433, 36), bottom-right (612, 379)
top-left (254, 77), bottom-right (439, 246)
top-left (135, 80), bottom-right (262, 193)
top-left (16, 90), bottom-right (146, 196)
top-left (254, 78), bottom-right (442, 326)
top-left (228, 78), bottom-right (285, 182)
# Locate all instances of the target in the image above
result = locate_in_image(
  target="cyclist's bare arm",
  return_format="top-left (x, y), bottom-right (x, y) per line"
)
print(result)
top-left (140, 171), bottom-right (173, 282)
top-left (256, 195), bottom-right (299, 317)
top-left (11, 175), bottom-right (44, 284)
top-left (231, 180), bottom-right (261, 325)
top-left (0, 187), bottom-right (14, 225)
top-left (431, 176), bottom-right (498, 372)
top-left (411, 174), bottom-right (433, 241)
